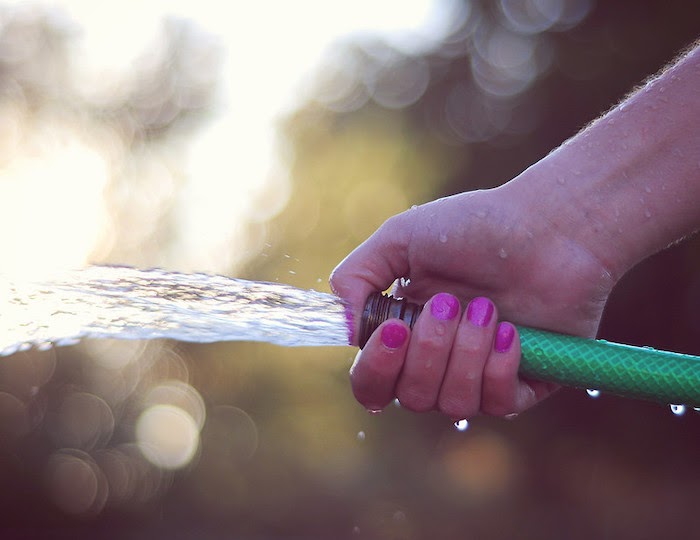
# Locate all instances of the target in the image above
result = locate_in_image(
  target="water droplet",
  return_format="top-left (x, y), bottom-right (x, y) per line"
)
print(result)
top-left (288, 270), bottom-right (297, 275)
top-left (670, 404), bottom-right (686, 416)
top-left (438, 232), bottom-right (448, 243)
top-left (367, 408), bottom-right (383, 415)
top-left (693, 407), bottom-right (700, 413)
top-left (644, 186), bottom-right (652, 194)
top-left (504, 413), bottom-right (519, 420)
top-left (454, 419), bottom-right (469, 431)
top-left (410, 204), bottom-right (418, 211)
top-left (644, 209), bottom-right (652, 219)
top-left (586, 389), bottom-right (601, 398)
top-left (498, 248), bottom-right (508, 259)
top-left (393, 398), bottom-right (401, 407)
top-left (316, 278), bottom-right (322, 283)
top-left (556, 176), bottom-right (566, 186)
top-left (357, 431), bottom-right (366, 441)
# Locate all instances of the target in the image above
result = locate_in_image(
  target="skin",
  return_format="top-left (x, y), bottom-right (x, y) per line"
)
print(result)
top-left (330, 42), bottom-right (700, 420)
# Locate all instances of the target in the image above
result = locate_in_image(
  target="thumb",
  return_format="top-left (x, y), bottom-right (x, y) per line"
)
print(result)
top-left (329, 215), bottom-right (411, 345)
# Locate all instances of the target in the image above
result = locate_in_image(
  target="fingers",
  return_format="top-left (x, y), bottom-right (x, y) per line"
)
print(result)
top-left (437, 297), bottom-right (497, 419)
top-left (350, 294), bottom-right (543, 420)
top-left (480, 322), bottom-right (533, 416)
top-left (349, 319), bottom-right (409, 412)
top-left (395, 293), bottom-right (462, 412)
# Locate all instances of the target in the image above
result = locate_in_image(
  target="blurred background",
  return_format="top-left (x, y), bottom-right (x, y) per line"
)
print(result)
top-left (1, 0), bottom-right (699, 538)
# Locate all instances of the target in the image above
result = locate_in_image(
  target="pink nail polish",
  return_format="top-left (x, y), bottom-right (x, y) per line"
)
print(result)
top-left (381, 322), bottom-right (408, 349)
top-left (467, 297), bottom-right (494, 327)
top-left (495, 322), bottom-right (515, 353)
top-left (430, 293), bottom-right (460, 321)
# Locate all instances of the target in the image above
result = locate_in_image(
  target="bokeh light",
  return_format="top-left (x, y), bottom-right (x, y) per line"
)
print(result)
top-left (136, 403), bottom-right (201, 470)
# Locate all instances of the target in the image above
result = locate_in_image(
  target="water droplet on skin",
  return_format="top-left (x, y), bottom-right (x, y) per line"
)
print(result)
top-left (357, 431), bottom-right (366, 441)
top-left (438, 232), bottom-right (448, 243)
top-left (619, 102), bottom-right (628, 112)
top-left (670, 404), bottom-right (686, 416)
top-left (504, 413), bottom-right (519, 420)
top-left (454, 419), bottom-right (469, 431)
top-left (644, 209), bottom-right (652, 219)
top-left (644, 186), bottom-right (652, 194)
top-left (586, 389), bottom-right (601, 398)
top-left (393, 398), bottom-right (401, 407)
top-left (288, 270), bottom-right (296, 275)
top-left (367, 408), bottom-right (383, 415)
top-left (498, 248), bottom-right (508, 259)
top-left (410, 205), bottom-right (418, 210)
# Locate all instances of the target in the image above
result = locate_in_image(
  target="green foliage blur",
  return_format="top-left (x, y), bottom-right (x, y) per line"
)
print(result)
top-left (1, 2), bottom-right (700, 539)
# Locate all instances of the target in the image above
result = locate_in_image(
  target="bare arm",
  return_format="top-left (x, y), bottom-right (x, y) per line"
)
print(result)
top-left (509, 42), bottom-right (700, 282)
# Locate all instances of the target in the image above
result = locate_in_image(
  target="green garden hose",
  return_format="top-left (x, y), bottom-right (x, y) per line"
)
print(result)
top-left (361, 293), bottom-right (700, 407)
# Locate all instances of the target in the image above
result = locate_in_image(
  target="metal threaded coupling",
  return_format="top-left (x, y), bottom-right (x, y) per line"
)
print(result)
top-left (359, 292), bottom-right (423, 348)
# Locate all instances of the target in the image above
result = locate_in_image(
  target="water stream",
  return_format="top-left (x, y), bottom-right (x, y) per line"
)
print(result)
top-left (0, 266), bottom-right (351, 356)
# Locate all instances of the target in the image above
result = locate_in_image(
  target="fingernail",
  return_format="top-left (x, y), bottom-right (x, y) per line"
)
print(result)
top-left (495, 322), bottom-right (515, 353)
top-left (430, 293), bottom-right (460, 321)
top-left (381, 322), bottom-right (408, 349)
top-left (466, 297), bottom-right (494, 327)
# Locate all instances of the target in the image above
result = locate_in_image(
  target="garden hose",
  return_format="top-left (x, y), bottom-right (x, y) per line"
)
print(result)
top-left (360, 292), bottom-right (700, 407)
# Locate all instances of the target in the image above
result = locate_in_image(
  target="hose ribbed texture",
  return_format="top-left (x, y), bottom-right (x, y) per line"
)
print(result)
top-left (518, 326), bottom-right (700, 406)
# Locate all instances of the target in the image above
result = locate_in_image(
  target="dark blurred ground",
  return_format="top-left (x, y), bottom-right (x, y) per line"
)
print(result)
top-left (1, 1), bottom-right (700, 539)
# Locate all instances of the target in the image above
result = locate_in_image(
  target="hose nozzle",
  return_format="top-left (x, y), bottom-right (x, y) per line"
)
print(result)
top-left (359, 292), bottom-right (422, 348)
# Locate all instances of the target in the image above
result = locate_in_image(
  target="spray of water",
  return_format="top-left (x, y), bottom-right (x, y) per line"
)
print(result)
top-left (0, 266), bottom-right (351, 356)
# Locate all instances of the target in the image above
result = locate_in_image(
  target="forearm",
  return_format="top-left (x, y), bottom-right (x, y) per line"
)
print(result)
top-left (508, 42), bottom-right (700, 281)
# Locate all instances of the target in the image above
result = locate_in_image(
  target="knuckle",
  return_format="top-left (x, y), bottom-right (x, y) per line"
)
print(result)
top-left (396, 385), bottom-right (435, 412)
top-left (480, 394), bottom-right (512, 416)
top-left (438, 395), bottom-right (476, 420)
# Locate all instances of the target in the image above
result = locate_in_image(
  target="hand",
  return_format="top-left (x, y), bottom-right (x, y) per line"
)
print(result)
top-left (330, 186), bottom-right (617, 419)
